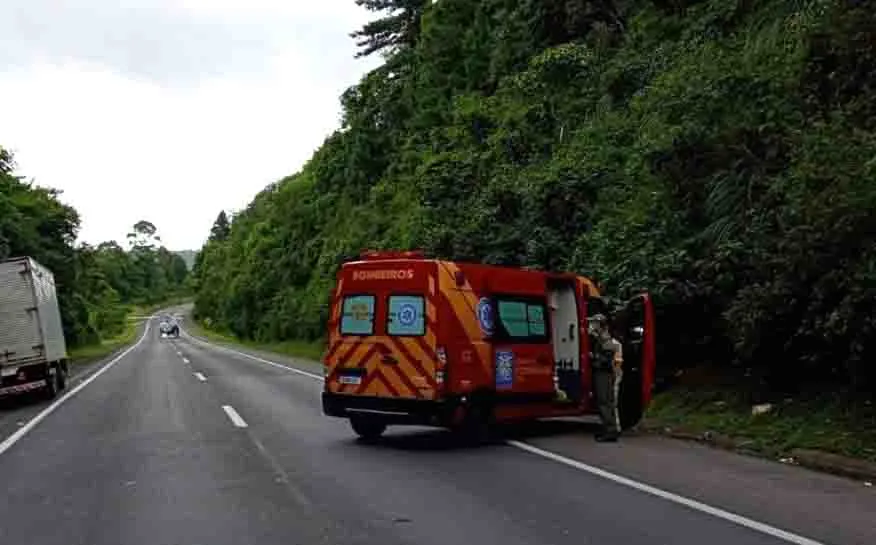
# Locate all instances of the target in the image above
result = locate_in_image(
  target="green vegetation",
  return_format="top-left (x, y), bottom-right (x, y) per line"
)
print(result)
top-left (186, 319), bottom-right (324, 364)
top-left (194, 0), bottom-right (876, 402)
top-left (174, 250), bottom-right (198, 270)
top-left (1, 148), bottom-right (190, 351)
top-left (190, 0), bottom-right (876, 464)
top-left (67, 313), bottom-right (142, 365)
top-left (646, 387), bottom-right (876, 463)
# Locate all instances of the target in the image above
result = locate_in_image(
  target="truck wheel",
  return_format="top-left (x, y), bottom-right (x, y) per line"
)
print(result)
top-left (350, 416), bottom-right (387, 441)
top-left (57, 363), bottom-right (68, 391)
top-left (44, 367), bottom-right (61, 400)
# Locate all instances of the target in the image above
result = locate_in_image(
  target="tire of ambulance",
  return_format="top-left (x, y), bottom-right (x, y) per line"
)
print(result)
top-left (456, 396), bottom-right (496, 444)
top-left (350, 416), bottom-right (387, 442)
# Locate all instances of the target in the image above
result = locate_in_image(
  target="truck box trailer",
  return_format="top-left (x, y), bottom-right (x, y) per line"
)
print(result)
top-left (0, 257), bottom-right (69, 399)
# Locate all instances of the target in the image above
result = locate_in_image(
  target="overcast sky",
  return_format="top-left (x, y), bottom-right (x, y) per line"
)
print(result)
top-left (0, 0), bottom-right (379, 251)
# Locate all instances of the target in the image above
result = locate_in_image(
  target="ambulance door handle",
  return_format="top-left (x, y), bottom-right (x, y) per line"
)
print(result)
top-left (381, 355), bottom-right (398, 365)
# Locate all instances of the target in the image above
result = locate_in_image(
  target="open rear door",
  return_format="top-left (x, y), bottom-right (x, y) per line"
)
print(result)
top-left (613, 293), bottom-right (656, 429)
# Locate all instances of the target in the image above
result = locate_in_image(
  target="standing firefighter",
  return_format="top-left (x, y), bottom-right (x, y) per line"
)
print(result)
top-left (588, 314), bottom-right (623, 442)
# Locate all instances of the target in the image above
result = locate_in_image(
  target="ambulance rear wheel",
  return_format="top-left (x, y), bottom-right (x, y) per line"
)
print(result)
top-left (350, 416), bottom-right (387, 441)
top-left (457, 398), bottom-right (495, 444)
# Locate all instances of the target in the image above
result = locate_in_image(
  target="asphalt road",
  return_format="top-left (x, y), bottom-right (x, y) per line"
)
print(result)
top-left (0, 316), bottom-right (873, 545)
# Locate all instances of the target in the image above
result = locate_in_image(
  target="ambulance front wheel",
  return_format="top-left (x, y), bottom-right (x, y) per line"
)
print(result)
top-left (350, 416), bottom-right (387, 441)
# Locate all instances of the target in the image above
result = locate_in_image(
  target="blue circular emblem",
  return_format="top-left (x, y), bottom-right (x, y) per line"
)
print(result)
top-left (398, 303), bottom-right (417, 327)
top-left (477, 297), bottom-right (494, 335)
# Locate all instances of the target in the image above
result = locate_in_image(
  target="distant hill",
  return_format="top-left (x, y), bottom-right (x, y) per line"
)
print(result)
top-left (174, 250), bottom-right (197, 270)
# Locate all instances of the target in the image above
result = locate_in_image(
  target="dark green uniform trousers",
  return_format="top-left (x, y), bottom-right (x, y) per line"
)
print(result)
top-left (594, 368), bottom-right (622, 434)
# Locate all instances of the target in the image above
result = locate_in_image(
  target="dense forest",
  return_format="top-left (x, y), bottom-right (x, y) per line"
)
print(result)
top-left (193, 0), bottom-right (876, 396)
top-left (1, 147), bottom-right (189, 348)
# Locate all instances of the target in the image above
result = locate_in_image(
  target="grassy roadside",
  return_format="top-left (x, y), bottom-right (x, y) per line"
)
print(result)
top-left (643, 387), bottom-right (876, 465)
top-left (185, 320), bottom-right (325, 362)
top-left (135, 296), bottom-right (193, 317)
top-left (67, 298), bottom-right (192, 367)
top-left (68, 314), bottom-right (141, 367)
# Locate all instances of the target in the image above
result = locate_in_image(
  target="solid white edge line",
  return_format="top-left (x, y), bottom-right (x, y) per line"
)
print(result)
top-left (507, 440), bottom-right (825, 545)
top-left (0, 318), bottom-right (153, 457)
top-left (186, 328), bottom-right (823, 545)
top-left (183, 330), bottom-right (322, 381)
top-left (194, 372), bottom-right (207, 382)
top-left (222, 405), bottom-right (248, 428)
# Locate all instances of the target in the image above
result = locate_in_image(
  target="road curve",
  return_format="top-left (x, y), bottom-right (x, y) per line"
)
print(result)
top-left (0, 317), bottom-right (871, 545)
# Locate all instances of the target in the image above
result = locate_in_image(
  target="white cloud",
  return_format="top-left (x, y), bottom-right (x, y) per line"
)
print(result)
top-left (0, 0), bottom-right (381, 250)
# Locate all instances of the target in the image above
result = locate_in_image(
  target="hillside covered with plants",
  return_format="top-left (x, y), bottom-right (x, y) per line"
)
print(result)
top-left (193, 0), bottom-right (876, 397)
top-left (1, 147), bottom-right (189, 348)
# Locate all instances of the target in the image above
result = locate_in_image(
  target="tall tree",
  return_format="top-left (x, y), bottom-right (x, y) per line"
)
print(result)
top-left (351, 0), bottom-right (431, 58)
top-left (127, 220), bottom-right (159, 249)
top-left (0, 146), bottom-right (14, 175)
top-left (209, 211), bottom-right (231, 242)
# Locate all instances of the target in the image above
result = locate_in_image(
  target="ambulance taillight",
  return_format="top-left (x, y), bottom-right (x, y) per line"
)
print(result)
top-left (436, 346), bottom-right (447, 385)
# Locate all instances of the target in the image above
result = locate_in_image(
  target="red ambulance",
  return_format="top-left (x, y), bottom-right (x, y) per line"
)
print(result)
top-left (321, 250), bottom-right (656, 439)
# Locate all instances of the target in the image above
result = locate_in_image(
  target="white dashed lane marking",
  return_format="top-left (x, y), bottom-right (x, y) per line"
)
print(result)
top-left (222, 405), bottom-right (248, 428)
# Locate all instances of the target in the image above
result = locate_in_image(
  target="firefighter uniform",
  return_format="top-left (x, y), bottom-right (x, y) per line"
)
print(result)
top-left (589, 315), bottom-right (623, 441)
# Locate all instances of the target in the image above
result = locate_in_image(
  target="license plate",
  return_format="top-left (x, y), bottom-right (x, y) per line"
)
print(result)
top-left (1, 367), bottom-right (18, 378)
top-left (339, 375), bottom-right (362, 385)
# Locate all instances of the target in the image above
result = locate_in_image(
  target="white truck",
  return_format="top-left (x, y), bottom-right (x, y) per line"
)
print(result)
top-left (0, 257), bottom-right (69, 399)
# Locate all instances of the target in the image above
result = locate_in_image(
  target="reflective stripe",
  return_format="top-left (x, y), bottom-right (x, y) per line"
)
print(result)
top-left (0, 379), bottom-right (46, 396)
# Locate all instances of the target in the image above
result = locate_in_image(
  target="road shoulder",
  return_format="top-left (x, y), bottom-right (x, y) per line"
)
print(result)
top-left (0, 318), bottom-right (150, 444)
top-left (182, 327), bottom-right (323, 377)
top-left (519, 423), bottom-right (876, 545)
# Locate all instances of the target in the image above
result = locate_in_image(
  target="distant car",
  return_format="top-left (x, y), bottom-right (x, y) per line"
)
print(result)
top-left (159, 318), bottom-right (180, 338)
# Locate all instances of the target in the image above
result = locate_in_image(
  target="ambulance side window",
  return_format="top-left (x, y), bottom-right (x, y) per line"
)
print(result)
top-left (387, 295), bottom-right (426, 336)
top-left (494, 297), bottom-right (549, 342)
top-left (340, 295), bottom-right (375, 336)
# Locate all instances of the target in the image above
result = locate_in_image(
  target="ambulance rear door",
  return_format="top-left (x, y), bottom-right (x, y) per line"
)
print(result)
top-left (324, 259), bottom-right (439, 401)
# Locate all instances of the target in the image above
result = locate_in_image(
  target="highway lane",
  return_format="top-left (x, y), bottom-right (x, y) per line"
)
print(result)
top-left (0, 320), bottom-right (338, 545)
top-left (177, 329), bottom-right (876, 545)
top-left (0, 320), bottom-right (148, 443)
top-left (0, 318), bottom-right (868, 545)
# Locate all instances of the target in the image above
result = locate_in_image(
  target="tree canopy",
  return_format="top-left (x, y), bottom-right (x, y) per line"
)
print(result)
top-left (193, 0), bottom-right (876, 396)
top-left (351, 0), bottom-right (430, 58)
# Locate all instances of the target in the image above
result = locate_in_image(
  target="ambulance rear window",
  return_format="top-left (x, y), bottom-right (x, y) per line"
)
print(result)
top-left (387, 295), bottom-right (425, 336)
top-left (340, 295), bottom-right (375, 336)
